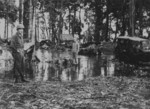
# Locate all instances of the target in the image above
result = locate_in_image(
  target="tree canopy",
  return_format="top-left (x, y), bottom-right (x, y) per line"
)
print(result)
top-left (1, 0), bottom-right (150, 42)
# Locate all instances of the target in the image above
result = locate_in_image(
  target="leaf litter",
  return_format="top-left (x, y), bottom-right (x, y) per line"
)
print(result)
top-left (0, 76), bottom-right (150, 109)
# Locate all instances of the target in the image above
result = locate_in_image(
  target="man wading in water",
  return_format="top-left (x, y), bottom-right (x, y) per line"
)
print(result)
top-left (10, 24), bottom-right (28, 83)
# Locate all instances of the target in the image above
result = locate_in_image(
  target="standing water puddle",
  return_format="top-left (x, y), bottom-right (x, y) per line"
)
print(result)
top-left (0, 48), bottom-right (150, 82)
top-left (25, 49), bottom-right (150, 81)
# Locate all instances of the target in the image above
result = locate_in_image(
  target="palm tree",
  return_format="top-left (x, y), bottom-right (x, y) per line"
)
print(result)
top-left (19, 0), bottom-right (24, 23)
top-left (129, 0), bottom-right (135, 36)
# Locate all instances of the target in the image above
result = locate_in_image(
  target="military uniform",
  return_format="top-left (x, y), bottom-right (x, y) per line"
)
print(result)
top-left (10, 24), bottom-right (27, 83)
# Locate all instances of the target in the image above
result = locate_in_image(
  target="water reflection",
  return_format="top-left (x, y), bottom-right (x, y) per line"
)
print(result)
top-left (92, 55), bottom-right (115, 77)
top-left (1, 48), bottom-right (150, 82)
top-left (33, 50), bottom-right (116, 82)
top-left (32, 49), bottom-right (150, 82)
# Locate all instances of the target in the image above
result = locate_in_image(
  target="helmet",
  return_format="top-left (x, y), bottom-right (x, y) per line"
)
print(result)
top-left (17, 24), bottom-right (24, 29)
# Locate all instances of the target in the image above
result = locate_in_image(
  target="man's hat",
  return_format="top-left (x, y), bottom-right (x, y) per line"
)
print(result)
top-left (17, 24), bottom-right (24, 29)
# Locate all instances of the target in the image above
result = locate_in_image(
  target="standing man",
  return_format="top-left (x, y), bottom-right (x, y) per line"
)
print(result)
top-left (72, 37), bottom-right (80, 64)
top-left (10, 24), bottom-right (28, 83)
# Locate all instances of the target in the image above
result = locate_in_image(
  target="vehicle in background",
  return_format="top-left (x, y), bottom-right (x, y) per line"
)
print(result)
top-left (115, 36), bottom-right (150, 62)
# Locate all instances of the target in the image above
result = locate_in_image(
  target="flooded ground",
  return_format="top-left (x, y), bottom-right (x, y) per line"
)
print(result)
top-left (0, 49), bottom-right (150, 109)
top-left (1, 48), bottom-right (150, 82)
top-left (33, 53), bottom-right (115, 82)
top-left (29, 49), bottom-right (150, 82)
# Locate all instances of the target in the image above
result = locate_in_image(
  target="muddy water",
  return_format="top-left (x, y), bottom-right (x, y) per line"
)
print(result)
top-left (31, 49), bottom-right (150, 82)
top-left (1, 48), bottom-right (150, 82)
top-left (30, 48), bottom-right (116, 82)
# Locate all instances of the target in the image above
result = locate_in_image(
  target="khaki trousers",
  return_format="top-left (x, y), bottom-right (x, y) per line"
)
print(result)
top-left (12, 51), bottom-right (25, 81)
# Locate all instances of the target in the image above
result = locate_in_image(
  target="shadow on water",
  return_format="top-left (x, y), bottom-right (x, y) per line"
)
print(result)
top-left (1, 48), bottom-right (150, 82)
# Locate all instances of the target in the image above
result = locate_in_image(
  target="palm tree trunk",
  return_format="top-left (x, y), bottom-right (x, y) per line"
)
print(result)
top-left (69, 7), bottom-right (71, 34)
top-left (19, 0), bottom-right (24, 24)
top-left (129, 0), bottom-right (135, 36)
top-left (31, 6), bottom-right (35, 43)
top-left (28, 0), bottom-right (32, 40)
top-left (6, 16), bottom-right (8, 39)
top-left (114, 18), bottom-right (118, 42)
top-left (105, 0), bottom-right (109, 41)
top-left (37, 15), bottom-right (40, 41)
top-left (58, 0), bottom-right (64, 44)
top-left (78, 5), bottom-right (81, 38)
top-left (4, 18), bottom-right (7, 39)
top-left (11, 24), bottom-right (13, 37)
top-left (139, 0), bottom-right (143, 35)
top-left (73, 6), bottom-right (76, 37)
top-left (120, 0), bottom-right (127, 36)
top-left (94, 0), bottom-right (101, 43)
top-left (23, 0), bottom-right (30, 39)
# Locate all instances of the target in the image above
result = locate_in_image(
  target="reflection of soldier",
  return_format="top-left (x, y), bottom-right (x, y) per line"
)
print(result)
top-left (36, 62), bottom-right (49, 81)
top-left (72, 38), bottom-right (80, 64)
top-left (135, 29), bottom-right (140, 36)
top-left (10, 24), bottom-right (28, 83)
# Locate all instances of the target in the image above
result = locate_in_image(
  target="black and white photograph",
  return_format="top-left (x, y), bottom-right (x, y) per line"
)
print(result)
top-left (0, 0), bottom-right (150, 108)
